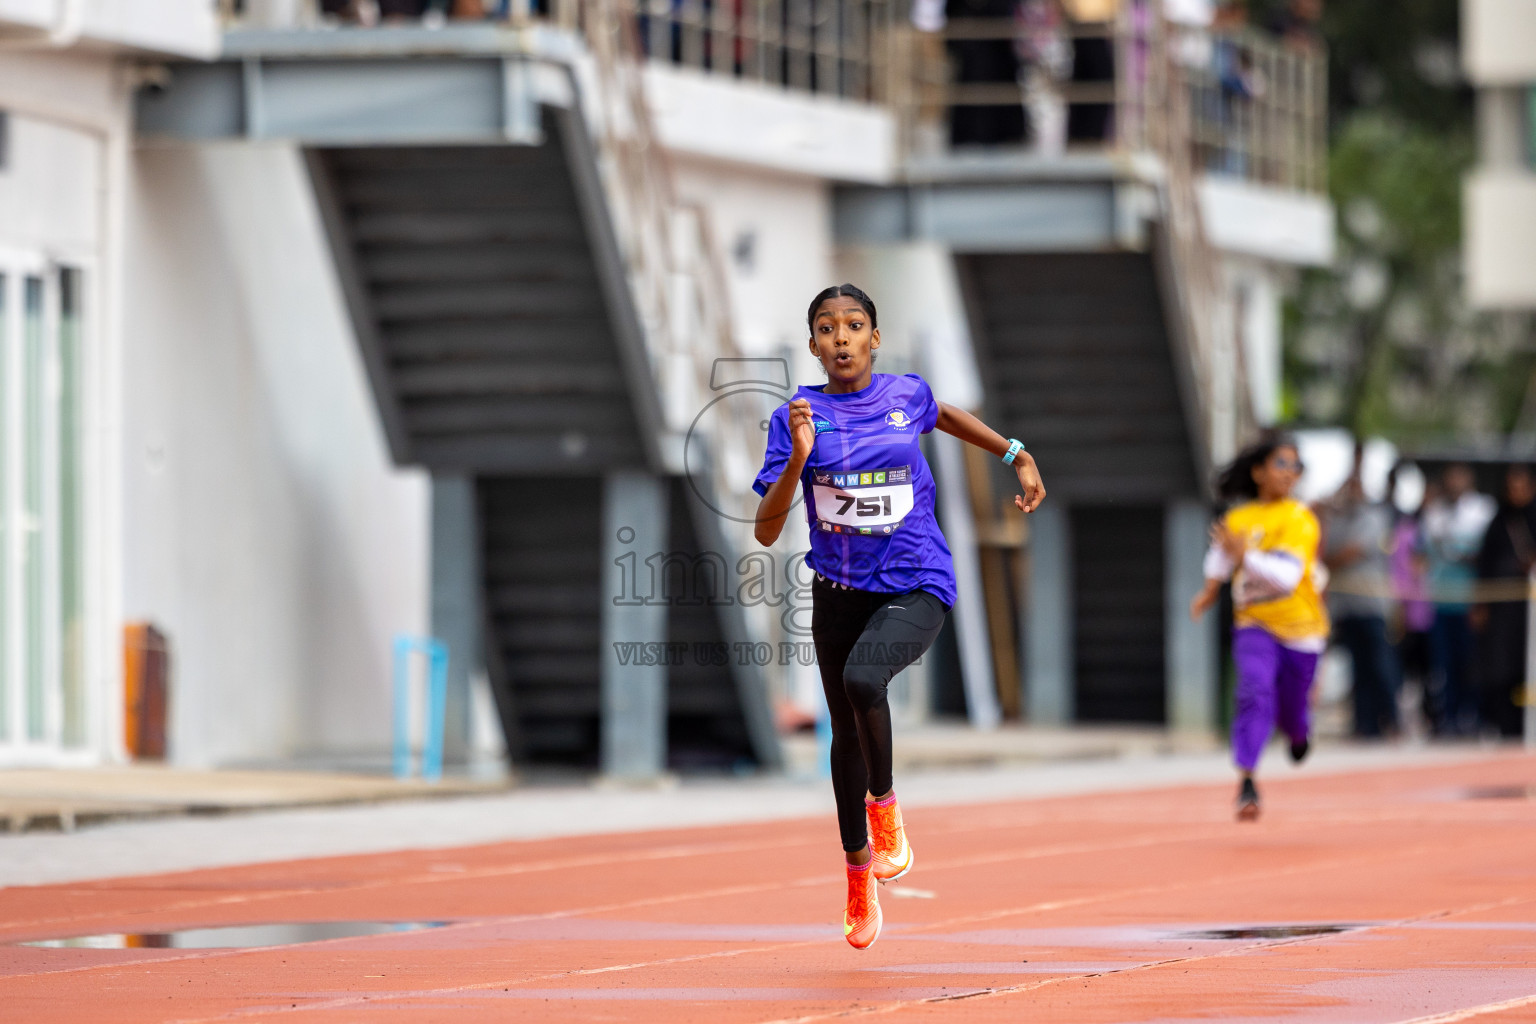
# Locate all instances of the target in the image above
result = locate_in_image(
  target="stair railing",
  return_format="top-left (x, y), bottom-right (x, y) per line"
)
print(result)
top-left (580, 0), bottom-right (787, 765)
top-left (582, 0), bottom-right (730, 415)
top-left (580, 0), bottom-right (770, 535)
top-left (1119, 10), bottom-right (1254, 473)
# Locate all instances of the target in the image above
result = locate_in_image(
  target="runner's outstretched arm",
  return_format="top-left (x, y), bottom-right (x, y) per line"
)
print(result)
top-left (934, 402), bottom-right (1046, 513)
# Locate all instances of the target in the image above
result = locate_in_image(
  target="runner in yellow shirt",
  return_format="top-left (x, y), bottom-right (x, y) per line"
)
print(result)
top-left (1191, 432), bottom-right (1328, 820)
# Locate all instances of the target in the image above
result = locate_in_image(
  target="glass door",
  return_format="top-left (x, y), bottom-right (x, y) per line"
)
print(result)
top-left (0, 259), bottom-right (87, 759)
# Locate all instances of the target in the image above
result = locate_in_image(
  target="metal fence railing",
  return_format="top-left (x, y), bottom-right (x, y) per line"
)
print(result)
top-left (580, 0), bottom-right (773, 542)
top-left (623, 0), bottom-right (897, 103)
top-left (1180, 28), bottom-right (1327, 192)
top-left (885, 14), bottom-right (1326, 193)
top-left (225, 2), bottom-right (1325, 194)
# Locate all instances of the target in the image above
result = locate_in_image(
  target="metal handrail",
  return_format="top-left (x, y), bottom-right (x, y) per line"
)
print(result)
top-left (886, 10), bottom-right (1287, 466)
top-left (614, 0), bottom-right (897, 102)
top-left (231, 0), bottom-right (1324, 197)
top-left (1152, 16), bottom-right (1251, 469)
top-left (890, 15), bottom-right (1326, 194)
top-left (582, 0), bottom-right (765, 531)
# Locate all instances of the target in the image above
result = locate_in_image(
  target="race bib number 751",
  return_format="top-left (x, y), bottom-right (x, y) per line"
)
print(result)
top-left (811, 466), bottom-right (914, 535)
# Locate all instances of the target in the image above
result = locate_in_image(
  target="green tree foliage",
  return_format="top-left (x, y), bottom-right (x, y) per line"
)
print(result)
top-left (1284, 116), bottom-right (1533, 440)
top-left (1280, 0), bottom-right (1535, 443)
top-left (1320, 0), bottom-right (1465, 131)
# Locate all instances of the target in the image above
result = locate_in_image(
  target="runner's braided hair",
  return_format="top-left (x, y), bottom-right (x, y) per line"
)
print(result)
top-left (807, 284), bottom-right (878, 332)
top-left (1216, 430), bottom-right (1300, 503)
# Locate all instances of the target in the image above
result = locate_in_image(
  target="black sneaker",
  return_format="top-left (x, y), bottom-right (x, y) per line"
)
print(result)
top-left (1289, 738), bottom-right (1309, 764)
top-left (1236, 777), bottom-right (1260, 822)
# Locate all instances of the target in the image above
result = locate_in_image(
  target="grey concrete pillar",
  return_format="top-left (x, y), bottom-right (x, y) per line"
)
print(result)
top-left (430, 474), bottom-right (480, 764)
top-left (601, 472), bottom-right (670, 780)
top-left (1526, 569), bottom-right (1536, 749)
top-left (1166, 498), bottom-right (1218, 732)
top-left (931, 431), bottom-right (1002, 729)
top-left (1024, 502), bottom-right (1073, 724)
top-left (1478, 86), bottom-right (1527, 170)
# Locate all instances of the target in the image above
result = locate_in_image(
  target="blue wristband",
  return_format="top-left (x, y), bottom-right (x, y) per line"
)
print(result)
top-left (1002, 439), bottom-right (1024, 465)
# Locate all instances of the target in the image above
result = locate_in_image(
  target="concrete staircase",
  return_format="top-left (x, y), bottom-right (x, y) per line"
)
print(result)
top-left (1071, 504), bottom-right (1167, 723)
top-left (960, 252), bottom-right (1200, 505)
top-left (478, 476), bottom-right (751, 769)
top-left (307, 134), bottom-right (652, 474)
top-left (478, 476), bottom-right (604, 764)
top-left (961, 251), bottom-right (1201, 724)
top-left (304, 128), bottom-right (774, 770)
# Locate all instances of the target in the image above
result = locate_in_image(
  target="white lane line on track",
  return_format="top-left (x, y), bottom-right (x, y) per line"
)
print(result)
top-left (0, 821), bottom-right (1225, 969)
top-left (0, 835), bottom-right (813, 939)
top-left (1391, 992), bottom-right (1536, 1024)
top-left (150, 834), bottom-right (1494, 1023)
top-left (11, 819), bottom-right (1527, 1022)
top-left (749, 890), bottom-right (1536, 1024)
top-left (0, 809), bottom-right (1228, 941)
top-left (7, 770), bottom-right (1523, 940)
top-left (42, 827), bottom-right (1286, 1023)
top-left (5, 822), bottom-right (1234, 1001)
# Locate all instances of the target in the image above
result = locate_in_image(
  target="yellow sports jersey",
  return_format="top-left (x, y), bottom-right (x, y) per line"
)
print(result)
top-left (1223, 498), bottom-right (1330, 644)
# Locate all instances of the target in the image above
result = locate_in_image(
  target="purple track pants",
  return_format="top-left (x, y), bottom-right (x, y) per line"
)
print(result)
top-left (1231, 627), bottom-right (1319, 772)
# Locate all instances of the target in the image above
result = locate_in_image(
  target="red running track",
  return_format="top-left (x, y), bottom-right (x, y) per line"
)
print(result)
top-left (4, 754), bottom-right (1536, 1023)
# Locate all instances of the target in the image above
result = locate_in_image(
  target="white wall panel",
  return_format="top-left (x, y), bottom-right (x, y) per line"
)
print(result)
top-left (1198, 176), bottom-right (1335, 267)
top-left (0, 113), bottom-right (99, 258)
top-left (1466, 171), bottom-right (1536, 309)
top-left (123, 142), bottom-right (428, 767)
top-left (646, 64), bottom-right (895, 185)
top-left (0, 0), bottom-right (53, 32)
top-left (1464, 0), bottom-right (1536, 85)
top-left (672, 154), bottom-right (834, 381)
top-left (0, 0), bottom-right (216, 57)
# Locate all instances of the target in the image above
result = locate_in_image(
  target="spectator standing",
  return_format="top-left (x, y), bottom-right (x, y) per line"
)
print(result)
top-left (1212, 0), bottom-right (1260, 175)
top-left (1121, 0), bottom-right (1154, 144)
top-left (1322, 446), bottom-right (1399, 738)
top-left (1061, 0), bottom-right (1117, 143)
top-left (1019, 0), bottom-right (1071, 155)
top-left (911, 0), bottom-right (951, 153)
top-left (1165, 0), bottom-right (1215, 69)
top-left (1263, 0), bottom-right (1323, 52)
top-left (1421, 463), bottom-right (1497, 736)
top-left (1388, 466), bottom-right (1436, 732)
top-left (1473, 466), bottom-right (1536, 738)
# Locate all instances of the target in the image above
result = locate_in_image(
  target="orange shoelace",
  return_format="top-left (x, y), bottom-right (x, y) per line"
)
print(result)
top-left (846, 867), bottom-right (873, 920)
top-left (869, 801), bottom-right (900, 855)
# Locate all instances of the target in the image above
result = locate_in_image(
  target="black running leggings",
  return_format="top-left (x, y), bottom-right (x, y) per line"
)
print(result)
top-left (811, 577), bottom-right (949, 852)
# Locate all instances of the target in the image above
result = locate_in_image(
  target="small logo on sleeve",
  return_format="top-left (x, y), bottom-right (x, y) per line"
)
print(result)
top-left (885, 409), bottom-right (911, 430)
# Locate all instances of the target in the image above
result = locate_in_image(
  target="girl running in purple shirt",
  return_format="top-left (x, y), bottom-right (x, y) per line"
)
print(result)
top-left (753, 284), bottom-right (1045, 949)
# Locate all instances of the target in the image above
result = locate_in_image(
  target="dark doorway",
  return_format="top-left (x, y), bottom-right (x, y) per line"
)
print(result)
top-left (1072, 504), bottom-right (1166, 723)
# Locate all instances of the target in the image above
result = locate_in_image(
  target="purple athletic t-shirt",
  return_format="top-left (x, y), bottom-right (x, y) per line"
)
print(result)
top-left (753, 373), bottom-right (956, 607)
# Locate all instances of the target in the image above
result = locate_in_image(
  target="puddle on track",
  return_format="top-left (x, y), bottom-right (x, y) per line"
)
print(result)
top-left (22, 921), bottom-right (452, 949)
top-left (1177, 924), bottom-right (1363, 941)
top-left (1455, 785), bottom-right (1536, 801)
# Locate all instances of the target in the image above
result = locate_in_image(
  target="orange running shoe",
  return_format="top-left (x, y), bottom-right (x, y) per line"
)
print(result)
top-left (844, 860), bottom-right (882, 949)
top-left (866, 793), bottom-right (914, 882)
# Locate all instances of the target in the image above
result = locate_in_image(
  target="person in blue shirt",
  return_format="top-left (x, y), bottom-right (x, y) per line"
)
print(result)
top-left (753, 283), bottom-right (1045, 949)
